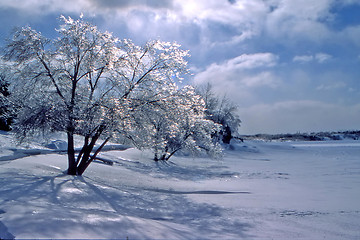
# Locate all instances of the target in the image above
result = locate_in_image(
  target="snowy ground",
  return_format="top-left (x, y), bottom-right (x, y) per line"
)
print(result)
top-left (0, 131), bottom-right (360, 239)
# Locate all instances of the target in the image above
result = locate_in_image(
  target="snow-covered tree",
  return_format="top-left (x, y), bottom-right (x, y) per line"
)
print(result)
top-left (196, 83), bottom-right (241, 144)
top-left (3, 16), bottom-right (190, 175)
top-left (128, 86), bottom-right (222, 161)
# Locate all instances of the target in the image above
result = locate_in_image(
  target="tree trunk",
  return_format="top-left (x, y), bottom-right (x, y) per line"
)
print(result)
top-left (222, 126), bottom-right (232, 144)
top-left (67, 71), bottom-right (78, 175)
top-left (164, 148), bottom-right (180, 161)
top-left (67, 131), bottom-right (77, 175)
top-left (66, 123), bottom-right (108, 176)
top-left (76, 125), bottom-right (107, 176)
top-left (76, 136), bottom-right (89, 165)
top-left (77, 137), bottom-right (110, 176)
top-left (76, 135), bottom-right (98, 175)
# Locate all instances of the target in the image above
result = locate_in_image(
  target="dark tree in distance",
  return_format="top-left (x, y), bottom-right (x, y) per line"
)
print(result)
top-left (196, 83), bottom-right (242, 144)
top-left (0, 72), bottom-right (12, 131)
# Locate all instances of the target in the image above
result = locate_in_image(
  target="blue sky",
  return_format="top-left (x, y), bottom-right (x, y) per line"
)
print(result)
top-left (0, 0), bottom-right (359, 134)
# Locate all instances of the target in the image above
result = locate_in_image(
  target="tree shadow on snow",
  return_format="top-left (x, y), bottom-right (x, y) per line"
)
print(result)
top-left (112, 157), bottom-right (239, 181)
top-left (0, 168), bottom-right (253, 239)
top-left (79, 175), bottom-right (253, 239)
top-left (0, 209), bottom-right (15, 240)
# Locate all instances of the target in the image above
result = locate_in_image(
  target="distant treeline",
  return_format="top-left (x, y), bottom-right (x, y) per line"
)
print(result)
top-left (241, 130), bottom-right (360, 142)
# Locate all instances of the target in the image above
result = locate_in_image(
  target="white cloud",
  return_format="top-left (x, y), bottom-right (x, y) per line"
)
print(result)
top-left (293, 53), bottom-right (332, 64)
top-left (0, 0), bottom-right (269, 47)
top-left (316, 82), bottom-right (347, 91)
top-left (341, 25), bottom-right (360, 47)
top-left (193, 53), bottom-right (280, 106)
top-left (88, 0), bottom-right (174, 10)
top-left (315, 70), bottom-right (356, 94)
top-left (173, 0), bottom-right (268, 25)
top-left (239, 101), bottom-right (360, 134)
top-left (194, 53), bottom-right (279, 86)
top-left (265, 0), bottom-right (333, 43)
top-left (315, 53), bottom-right (332, 63)
top-left (336, 0), bottom-right (360, 6)
top-left (208, 53), bottom-right (279, 72)
top-left (0, 0), bottom-right (91, 15)
top-left (293, 55), bottom-right (314, 63)
top-left (242, 71), bottom-right (280, 88)
top-left (229, 53), bottom-right (279, 69)
top-left (0, 0), bottom-right (352, 51)
top-left (0, 0), bottom-right (175, 14)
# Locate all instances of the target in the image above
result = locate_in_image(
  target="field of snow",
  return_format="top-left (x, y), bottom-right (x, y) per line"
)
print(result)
top-left (1, 131), bottom-right (360, 239)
